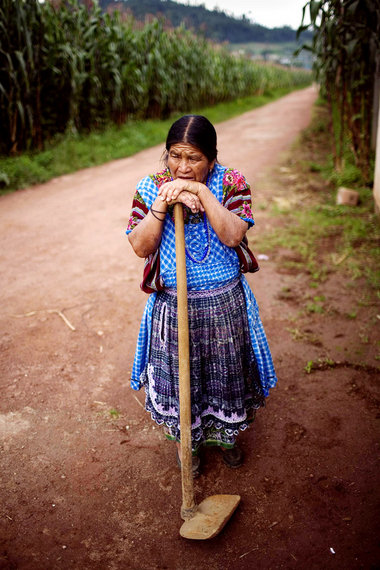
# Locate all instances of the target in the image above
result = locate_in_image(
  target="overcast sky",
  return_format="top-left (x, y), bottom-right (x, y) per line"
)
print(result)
top-left (177, 0), bottom-right (309, 29)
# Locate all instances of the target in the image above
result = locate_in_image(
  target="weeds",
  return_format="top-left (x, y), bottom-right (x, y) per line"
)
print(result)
top-left (304, 358), bottom-right (379, 375)
top-left (0, 86), bottom-right (306, 194)
top-left (346, 310), bottom-right (357, 320)
top-left (109, 409), bottom-right (120, 419)
top-left (304, 360), bottom-right (314, 374)
top-left (253, 103), bottom-right (380, 296)
top-left (287, 327), bottom-right (322, 345)
top-left (306, 296), bottom-right (325, 314)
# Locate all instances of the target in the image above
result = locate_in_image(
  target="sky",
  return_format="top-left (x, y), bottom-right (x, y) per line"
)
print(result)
top-left (177, 0), bottom-right (309, 30)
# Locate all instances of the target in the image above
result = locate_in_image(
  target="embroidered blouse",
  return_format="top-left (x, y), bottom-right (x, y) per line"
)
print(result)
top-left (126, 163), bottom-right (277, 395)
top-left (126, 163), bottom-right (257, 291)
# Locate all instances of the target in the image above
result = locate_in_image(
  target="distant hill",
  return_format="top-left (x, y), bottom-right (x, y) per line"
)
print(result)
top-left (98, 0), bottom-right (312, 44)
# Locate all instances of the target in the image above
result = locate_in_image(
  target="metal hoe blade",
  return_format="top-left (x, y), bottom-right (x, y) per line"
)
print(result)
top-left (180, 494), bottom-right (241, 540)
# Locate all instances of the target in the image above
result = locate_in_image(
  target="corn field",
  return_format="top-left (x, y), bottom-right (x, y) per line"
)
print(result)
top-left (0, 0), bottom-right (312, 155)
top-left (298, 0), bottom-right (380, 183)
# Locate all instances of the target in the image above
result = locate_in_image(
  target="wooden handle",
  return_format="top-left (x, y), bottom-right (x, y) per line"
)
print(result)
top-left (174, 203), bottom-right (196, 520)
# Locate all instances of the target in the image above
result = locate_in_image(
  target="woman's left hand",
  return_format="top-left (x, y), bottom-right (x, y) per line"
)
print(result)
top-left (158, 179), bottom-right (203, 204)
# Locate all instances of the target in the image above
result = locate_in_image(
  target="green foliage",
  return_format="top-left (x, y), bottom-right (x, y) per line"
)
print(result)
top-left (346, 310), bottom-right (357, 319)
top-left (255, 104), bottom-right (380, 294)
top-left (290, 201), bottom-right (380, 289)
top-left (297, 0), bottom-right (380, 183)
top-left (0, 86), bottom-right (301, 192)
top-left (304, 357), bottom-right (341, 374)
top-left (306, 297), bottom-right (325, 314)
top-left (304, 360), bottom-right (314, 373)
top-left (0, 0), bottom-right (312, 159)
top-left (0, 0), bottom-right (312, 157)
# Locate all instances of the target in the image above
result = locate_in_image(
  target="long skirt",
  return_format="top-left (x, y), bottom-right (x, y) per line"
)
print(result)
top-left (141, 278), bottom-right (265, 451)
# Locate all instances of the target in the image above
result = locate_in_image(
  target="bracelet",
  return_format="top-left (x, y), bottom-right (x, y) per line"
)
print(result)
top-left (150, 208), bottom-right (166, 221)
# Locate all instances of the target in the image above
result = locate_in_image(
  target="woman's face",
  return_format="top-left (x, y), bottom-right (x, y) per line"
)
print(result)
top-left (167, 143), bottom-right (214, 183)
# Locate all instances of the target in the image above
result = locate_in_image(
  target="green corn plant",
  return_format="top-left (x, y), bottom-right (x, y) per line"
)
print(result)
top-left (0, 0), bottom-right (44, 153)
top-left (0, 0), bottom-right (312, 156)
top-left (297, 0), bottom-right (380, 183)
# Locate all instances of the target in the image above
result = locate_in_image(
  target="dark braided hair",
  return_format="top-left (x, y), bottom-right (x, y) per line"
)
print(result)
top-left (165, 115), bottom-right (217, 163)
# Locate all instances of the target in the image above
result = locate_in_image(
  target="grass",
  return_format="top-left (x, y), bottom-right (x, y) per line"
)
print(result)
top-left (0, 85), bottom-right (304, 195)
top-left (109, 409), bottom-right (120, 419)
top-left (306, 296), bottom-right (326, 314)
top-left (253, 103), bottom-right (380, 296)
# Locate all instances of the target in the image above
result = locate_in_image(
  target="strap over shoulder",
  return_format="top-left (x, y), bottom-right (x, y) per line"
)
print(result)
top-left (234, 235), bottom-right (260, 274)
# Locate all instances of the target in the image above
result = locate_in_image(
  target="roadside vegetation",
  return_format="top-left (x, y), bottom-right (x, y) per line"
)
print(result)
top-left (297, 0), bottom-right (380, 185)
top-left (253, 101), bottom-right (380, 300)
top-left (0, 85), bottom-right (307, 194)
top-left (251, 0), bottom-right (380, 342)
top-left (0, 0), bottom-right (312, 193)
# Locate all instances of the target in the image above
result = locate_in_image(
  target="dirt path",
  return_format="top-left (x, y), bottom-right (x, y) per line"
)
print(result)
top-left (0, 86), bottom-right (379, 569)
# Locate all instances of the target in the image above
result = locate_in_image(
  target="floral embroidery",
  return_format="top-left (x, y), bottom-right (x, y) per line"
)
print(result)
top-left (223, 169), bottom-right (247, 192)
top-left (224, 173), bottom-right (235, 185)
top-left (126, 191), bottom-right (149, 232)
top-left (127, 215), bottom-right (139, 232)
top-left (222, 168), bottom-right (253, 222)
top-left (242, 203), bottom-right (253, 219)
top-left (128, 167), bottom-right (254, 233)
top-left (150, 168), bottom-right (172, 189)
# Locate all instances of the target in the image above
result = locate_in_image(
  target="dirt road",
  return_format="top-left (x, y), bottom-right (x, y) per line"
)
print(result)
top-left (1, 86), bottom-right (379, 569)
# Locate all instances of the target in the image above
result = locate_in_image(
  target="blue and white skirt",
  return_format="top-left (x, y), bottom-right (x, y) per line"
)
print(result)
top-left (141, 278), bottom-right (265, 451)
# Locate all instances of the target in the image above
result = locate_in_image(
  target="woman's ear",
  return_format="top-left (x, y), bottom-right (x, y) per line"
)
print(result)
top-left (209, 159), bottom-right (216, 171)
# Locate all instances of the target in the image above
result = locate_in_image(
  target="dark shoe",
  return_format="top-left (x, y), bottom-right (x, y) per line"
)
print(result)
top-left (220, 445), bottom-right (243, 468)
top-left (176, 450), bottom-right (201, 478)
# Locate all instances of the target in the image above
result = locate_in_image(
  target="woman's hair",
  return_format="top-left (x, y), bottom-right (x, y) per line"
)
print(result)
top-left (165, 115), bottom-right (217, 163)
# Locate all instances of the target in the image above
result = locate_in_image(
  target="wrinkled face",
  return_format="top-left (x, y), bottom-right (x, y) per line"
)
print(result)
top-left (167, 143), bottom-right (214, 183)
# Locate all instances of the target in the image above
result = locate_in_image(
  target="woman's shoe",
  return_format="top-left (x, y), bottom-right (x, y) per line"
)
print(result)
top-left (220, 445), bottom-right (243, 468)
top-left (176, 449), bottom-right (201, 478)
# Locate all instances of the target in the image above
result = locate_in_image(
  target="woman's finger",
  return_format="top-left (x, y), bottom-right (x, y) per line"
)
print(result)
top-left (170, 191), bottom-right (202, 212)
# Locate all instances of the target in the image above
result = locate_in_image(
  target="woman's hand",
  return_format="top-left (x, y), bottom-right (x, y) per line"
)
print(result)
top-left (159, 179), bottom-right (203, 201)
top-left (171, 190), bottom-right (204, 213)
top-left (158, 179), bottom-right (206, 213)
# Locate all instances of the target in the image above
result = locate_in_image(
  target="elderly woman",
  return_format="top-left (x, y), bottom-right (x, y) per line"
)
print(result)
top-left (126, 115), bottom-right (277, 476)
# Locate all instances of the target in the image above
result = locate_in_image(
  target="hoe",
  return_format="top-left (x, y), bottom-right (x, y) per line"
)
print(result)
top-left (174, 203), bottom-right (240, 540)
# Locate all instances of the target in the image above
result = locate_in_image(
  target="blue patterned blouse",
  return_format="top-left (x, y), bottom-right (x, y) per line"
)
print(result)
top-left (126, 163), bottom-right (277, 396)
